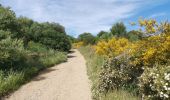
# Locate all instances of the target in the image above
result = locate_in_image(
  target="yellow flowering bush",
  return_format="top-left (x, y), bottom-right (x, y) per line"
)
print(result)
top-left (96, 19), bottom-right (170, 99)
top-left (138, 19), bottom-right (170, 35)
top-left (72, 41), bottom-right (84, 48)
top-left (95, 37), bottom-right (131, 57)
top-left (130, 33), bottom-right (170, 67)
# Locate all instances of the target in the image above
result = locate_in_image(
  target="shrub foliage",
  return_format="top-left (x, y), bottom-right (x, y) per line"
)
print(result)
top-left (0, 5), bottom-right (70, 97)
top-left (94, 19), bottom-right (170, 100)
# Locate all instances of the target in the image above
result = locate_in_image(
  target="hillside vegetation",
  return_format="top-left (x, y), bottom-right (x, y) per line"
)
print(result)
top-left (0, 5), bottom-right (71, 97)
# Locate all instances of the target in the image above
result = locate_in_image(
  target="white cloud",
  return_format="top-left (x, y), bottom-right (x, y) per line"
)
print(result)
top-left (0, 0), bottom-right (166, 37)
top-left (149, 12), bottom-right (166, 18)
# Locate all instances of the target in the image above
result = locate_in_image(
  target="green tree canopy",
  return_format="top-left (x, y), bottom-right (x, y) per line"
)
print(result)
top-left (0, 5), bottom-right (71, 52)
top-left (110, 22), bottom-right (127, 37)
top-left (0, 6), bottom-right (19, 33)
top-left (78, 32), bottom-right (96, 45)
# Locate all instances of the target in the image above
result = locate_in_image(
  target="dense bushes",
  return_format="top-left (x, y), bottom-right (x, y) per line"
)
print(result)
top-left (0, 38), bottom-right (28, 71)
top-left (0, 5), bottom-right (70, 97)
top-left (79, 46), bottom-right (139, 100)
top-left (32, 22), bottom-right (71, 51)
top-left (0, 38), bottom-right (67, 96)
top-left (0, 6), bottom-right (18, 33)
top-left (78, 32), bottom-right (96, 45)
top-left (94, 19), bottom-right (170, 99)
top-left (78, 19), bottom-right (170, 100)
top-left (0, 6), bottom-right (71, 52)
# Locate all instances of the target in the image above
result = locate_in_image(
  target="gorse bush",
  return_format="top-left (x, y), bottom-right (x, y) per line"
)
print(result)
top-left (94, 19), bottom-right (170, 99)
top-left (95, 37), bottom-right (130, 57)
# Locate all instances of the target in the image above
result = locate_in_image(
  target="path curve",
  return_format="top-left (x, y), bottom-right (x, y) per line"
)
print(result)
top-left (5, 49), bottom-right (91, 100)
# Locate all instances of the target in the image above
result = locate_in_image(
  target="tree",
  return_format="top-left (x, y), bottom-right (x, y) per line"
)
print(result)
top-left (110, 22), bottom-right (127, 37)
top-left (67, 35), bottom-right (77, 43)
top-left (0, 6), bottom-right (19, 34)
top-left (17, 17), bottom-right (34, 46)
top-left (97, 31), bottom-right (108, 37)
top-left (78, 33), bottom-right (96, 45)
top-left (97, 31), bottom-right (113, 40)
top-left (0, 5), bottom-right (71, 52)
top-left (36, 22), bottom-right (71, 51)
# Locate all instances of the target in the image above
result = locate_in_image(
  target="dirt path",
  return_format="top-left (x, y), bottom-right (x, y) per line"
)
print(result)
top-left (5, 49), bottom-right (91, 100)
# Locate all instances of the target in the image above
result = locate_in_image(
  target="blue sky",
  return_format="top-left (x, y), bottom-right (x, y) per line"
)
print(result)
top-left (0, 0), bottom-right (170, 37)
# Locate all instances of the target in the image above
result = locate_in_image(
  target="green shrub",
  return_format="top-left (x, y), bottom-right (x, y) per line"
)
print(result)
top-left (139, 65), bottom-right (170, 100)
top-left (0, 38), bottom-right (28, 70)
top-left (0, 4), bottom-right (70, 98)
top-left (98, 54), bottom-right (141, 95)
top-left (0, 38), bottom-right (67, 97)
top-left (0, 6), bottom-right (18, 33)
top-left (78, 33), bottom-right (96, 45)
top-left (0, 30), bottom-right (11, 40)
top-left (31, 22), bottom-right (71, 52)
top-left (27, 41), bottom-right (48, 53)
top-left (98, 58), bottom-right (131, 93)
top-left (79, 46), bottom-right (139, 100)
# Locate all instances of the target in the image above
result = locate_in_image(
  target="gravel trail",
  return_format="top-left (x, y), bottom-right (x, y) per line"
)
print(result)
top-left (5, 49), bottom-right (91, 100)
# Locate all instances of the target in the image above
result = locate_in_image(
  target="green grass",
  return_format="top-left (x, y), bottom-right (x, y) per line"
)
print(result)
top-left (79, 46), bottom-right (139, 100)
top-left (102, 90), bottom-right (139, 100)
top-left (0, 51), bottom-right (67, 97)
top-left (0, 71), bottom-right (24, 95)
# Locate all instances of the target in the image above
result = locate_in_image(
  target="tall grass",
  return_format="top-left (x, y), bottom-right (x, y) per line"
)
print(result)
top-left (0, 49), bottom-right (67, 97)
top-left (79, 46), bottom-right (139, 100)
top-left (0, 71), bottom-right (24, 96)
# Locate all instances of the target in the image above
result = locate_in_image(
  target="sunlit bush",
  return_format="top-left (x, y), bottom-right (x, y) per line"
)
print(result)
top-left (95, 37), bottom-right (131, 57)
top-left (95, 19), bottom-right (170, 99)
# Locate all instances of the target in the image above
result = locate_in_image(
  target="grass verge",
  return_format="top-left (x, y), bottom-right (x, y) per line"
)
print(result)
top-left (0, 51), bottom-right (67, 98)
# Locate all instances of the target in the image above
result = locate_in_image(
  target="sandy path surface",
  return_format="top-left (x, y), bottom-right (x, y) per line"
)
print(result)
top-left (5, 49), bottom-right (91, 100)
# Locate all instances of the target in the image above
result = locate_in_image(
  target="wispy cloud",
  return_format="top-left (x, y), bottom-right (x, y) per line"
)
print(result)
top-left (0, 0), bottom-right (168, 37)
top-left (149, 12), bottom-right (166, 18)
